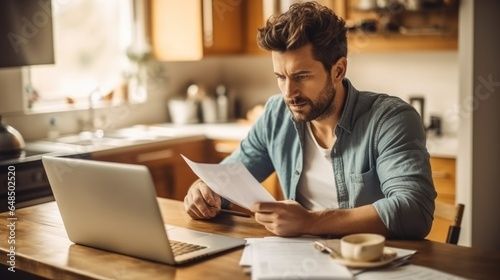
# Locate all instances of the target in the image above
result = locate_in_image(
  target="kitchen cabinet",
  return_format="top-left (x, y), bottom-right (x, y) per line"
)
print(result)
top-left (150, 0), bottom-right (266, 60)
top-left (243, 0), bottom-right (267, 55)
top-left (92, 138), bottom-right (211, 201)
top-left (147, 0), bottom-right (345, 59)
top-left (149, 1), bottom-right (458, 60)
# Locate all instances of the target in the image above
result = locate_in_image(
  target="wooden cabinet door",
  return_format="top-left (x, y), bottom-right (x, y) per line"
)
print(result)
top-left (244, 0), bottom-right (267, 55)
top-left (150, 0), bottom-right (203, 60)
top-left (202, 0), bottom-right (244, 55)
top-left (150, 0), bottom-right (244, 60)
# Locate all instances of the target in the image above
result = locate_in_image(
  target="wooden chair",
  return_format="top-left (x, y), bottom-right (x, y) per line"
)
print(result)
top-left (432, 201), bottom-right (465, 244)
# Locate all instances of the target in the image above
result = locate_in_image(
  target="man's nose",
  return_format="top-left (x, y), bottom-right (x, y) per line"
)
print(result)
top-left (283, 79), bottom-right (299, 99)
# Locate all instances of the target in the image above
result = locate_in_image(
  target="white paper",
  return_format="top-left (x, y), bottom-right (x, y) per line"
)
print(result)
top-left (181, 155), bottom-right (276, 210)
top-left (240, 236), bottom-right (321, 267)
top-left (242, 238), bottom-right (420, 280)
top-left (249, 238), bottom-right (352, 280)
top-left (354, 264), bottom-right (469, 280)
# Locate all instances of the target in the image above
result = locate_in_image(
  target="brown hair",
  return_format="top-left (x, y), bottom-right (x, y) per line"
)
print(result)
top-left (257, 1), bottom-right (347, 72)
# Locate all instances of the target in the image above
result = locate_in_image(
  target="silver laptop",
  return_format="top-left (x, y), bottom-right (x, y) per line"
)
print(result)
top-left (41, 156), bottom-right (246, 265)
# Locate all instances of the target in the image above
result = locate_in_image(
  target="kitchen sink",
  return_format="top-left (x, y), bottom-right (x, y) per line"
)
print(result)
top-left (54, 134), bottom-right (143, 146)
top-left (52, 126), bottom-right (177, 147)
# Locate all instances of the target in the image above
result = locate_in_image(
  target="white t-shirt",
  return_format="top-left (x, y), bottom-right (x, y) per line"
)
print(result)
top-left (296, 123), bottom-right (339, 211)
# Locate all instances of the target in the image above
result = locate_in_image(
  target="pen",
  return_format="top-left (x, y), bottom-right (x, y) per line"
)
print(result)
top-left (219, 209), bottom-right (252, 218)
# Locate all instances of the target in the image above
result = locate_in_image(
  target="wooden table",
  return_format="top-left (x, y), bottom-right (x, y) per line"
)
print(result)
top-left (1, 199), bottom-right (500, 280)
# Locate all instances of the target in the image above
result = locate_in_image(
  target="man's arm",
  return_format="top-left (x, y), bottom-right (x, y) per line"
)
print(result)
top-left (372, 102), bottom-right (436, 239)
top-left (252, 200), bottom-right (390, 237)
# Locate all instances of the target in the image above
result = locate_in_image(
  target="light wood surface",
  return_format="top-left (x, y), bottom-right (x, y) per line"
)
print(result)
top-left (426, 157), bottom-right (457, 243)
top-left (1, 199), bottom-right (499, 279)
top-left (430, 157), bottom-right (456, 204)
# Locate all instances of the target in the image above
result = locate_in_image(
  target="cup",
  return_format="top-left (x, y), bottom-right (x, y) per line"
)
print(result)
top-left (340, 233), bottom-right (385, 262)
top-left (168, 99), bottom-right (198, 124)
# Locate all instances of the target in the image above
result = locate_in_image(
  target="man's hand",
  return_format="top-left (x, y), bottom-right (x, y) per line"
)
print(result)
top-left (184, 179), bottom-right (221, 219)
top-left (251, 200), bottom-right (314, 236)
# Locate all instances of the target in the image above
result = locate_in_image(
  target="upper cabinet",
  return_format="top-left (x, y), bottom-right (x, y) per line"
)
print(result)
top-left (201, 0), bottom-right (245, 55)
top-left (149, 0), bottom-right (266, 61)
top-left (149, 0), bottom-right (459, 61)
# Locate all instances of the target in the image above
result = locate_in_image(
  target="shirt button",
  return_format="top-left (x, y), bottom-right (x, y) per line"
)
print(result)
top-left (295, 170), bottom-right (300, 175)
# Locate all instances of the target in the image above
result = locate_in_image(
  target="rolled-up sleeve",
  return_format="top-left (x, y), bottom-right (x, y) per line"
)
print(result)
top-left (373, 107), bottom-right (436, 239)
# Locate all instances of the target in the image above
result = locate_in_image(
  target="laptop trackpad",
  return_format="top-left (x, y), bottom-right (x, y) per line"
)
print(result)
top-left (166, 227), bottom-right (215, 244)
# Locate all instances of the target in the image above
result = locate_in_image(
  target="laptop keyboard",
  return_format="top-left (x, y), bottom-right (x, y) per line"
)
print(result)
top-left (170, 240), bottom-right (207, 256)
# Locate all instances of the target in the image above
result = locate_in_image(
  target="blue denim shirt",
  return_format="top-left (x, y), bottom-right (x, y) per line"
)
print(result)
top-left (222, 78), bottom-right (436, 239)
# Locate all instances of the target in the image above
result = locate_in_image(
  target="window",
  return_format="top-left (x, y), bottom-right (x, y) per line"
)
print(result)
top-left (26, 0), bottom-right (138, 112)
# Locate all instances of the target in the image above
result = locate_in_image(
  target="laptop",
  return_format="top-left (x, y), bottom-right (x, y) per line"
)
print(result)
top-left (41, 156), bottom-right (246, 265)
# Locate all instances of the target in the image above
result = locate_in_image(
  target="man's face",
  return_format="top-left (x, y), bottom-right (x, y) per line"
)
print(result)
top-left (272, 44), bottom-right (336, 122)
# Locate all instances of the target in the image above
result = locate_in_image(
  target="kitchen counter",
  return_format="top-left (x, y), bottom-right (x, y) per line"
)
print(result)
top-left (146, 123), bottom-right (252, 141)
top-left (426, 136), bottom-right (458, 158)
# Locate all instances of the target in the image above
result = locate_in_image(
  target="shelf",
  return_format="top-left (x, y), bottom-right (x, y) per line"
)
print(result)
top-left (336, 0), bottom-right (458, 52)
top-left (348, 31), bottom-right (457, 52)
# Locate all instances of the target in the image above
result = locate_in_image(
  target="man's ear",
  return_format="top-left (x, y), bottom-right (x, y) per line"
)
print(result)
top-left (331, 57), bottom-right (347, 82)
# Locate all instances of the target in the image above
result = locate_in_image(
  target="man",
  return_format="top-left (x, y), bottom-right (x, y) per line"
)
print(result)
top-left (184, 2), bottom-right (436, 239)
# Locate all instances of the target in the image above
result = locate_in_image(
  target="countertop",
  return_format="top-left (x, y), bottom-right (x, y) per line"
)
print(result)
top-left (145, 123), bottom-right (252, 141)
top-left (425, 136), bottom-right (458, 158)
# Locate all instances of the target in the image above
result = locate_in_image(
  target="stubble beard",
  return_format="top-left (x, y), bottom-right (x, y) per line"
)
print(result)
top-left (287, 77), bottom-right (336, 123)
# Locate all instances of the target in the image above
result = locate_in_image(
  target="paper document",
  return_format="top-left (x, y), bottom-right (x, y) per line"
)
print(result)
top-left (181, 155), bottom-right (276, 210)
top-left (354, 264), bottom-right (469, 280)
top-left (246, 237), bottom-right (352, 280)
top-left (241, 237), bottom-right (423, 280)
top-left (240, 236), bottom-right (320, 267)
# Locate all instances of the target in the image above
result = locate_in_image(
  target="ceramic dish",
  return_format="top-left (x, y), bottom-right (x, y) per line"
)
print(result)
top-left (331, 248), bottom-right (398, 268)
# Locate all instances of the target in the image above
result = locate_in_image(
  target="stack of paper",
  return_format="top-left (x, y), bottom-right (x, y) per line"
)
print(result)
top-left (241, 237), bottom-right (352, 280)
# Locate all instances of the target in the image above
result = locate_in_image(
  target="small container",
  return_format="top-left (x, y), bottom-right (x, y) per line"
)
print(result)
top-left (47, 117), bottom-right (60, 140)
top-left (168, 99), bottom-right (198, 124)
top-left (201, 97), bottom-right (217, 123)
top-left (215, 84), bottom-right (229, 122)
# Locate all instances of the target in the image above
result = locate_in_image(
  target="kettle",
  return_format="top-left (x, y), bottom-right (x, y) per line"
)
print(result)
top-left (0, 115), bottom-right (26, 160)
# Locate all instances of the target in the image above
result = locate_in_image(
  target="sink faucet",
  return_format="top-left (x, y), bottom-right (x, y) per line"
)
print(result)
top-left (80, 88), bottom-right (104, 138)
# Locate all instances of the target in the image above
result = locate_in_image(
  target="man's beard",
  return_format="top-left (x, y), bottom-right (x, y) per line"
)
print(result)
top-left (286, 77), bottom-right (336, 123)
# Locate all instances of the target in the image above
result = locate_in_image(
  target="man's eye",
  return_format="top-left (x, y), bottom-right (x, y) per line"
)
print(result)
top-left (296, 75), bottom-right (308, 80)
top-left (276, 76), bottom-right (286, 81)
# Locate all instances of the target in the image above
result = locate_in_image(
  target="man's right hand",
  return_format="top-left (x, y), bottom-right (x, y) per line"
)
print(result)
top-left (184, 179), bottom-right (222, 219)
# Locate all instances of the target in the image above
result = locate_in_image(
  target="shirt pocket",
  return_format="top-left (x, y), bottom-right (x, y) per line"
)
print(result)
top-left (348, 166), bottom-right (383, 207)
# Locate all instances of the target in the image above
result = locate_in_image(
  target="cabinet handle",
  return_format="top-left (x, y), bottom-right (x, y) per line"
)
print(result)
top-left (203, 0), bottom-right (213, 47)
top-left (136, 149), bottom-right (174, 163)
top-left (432, 171), bottom-right (450, 178)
